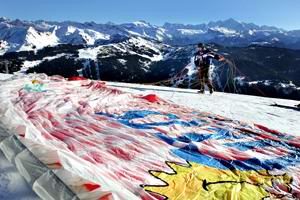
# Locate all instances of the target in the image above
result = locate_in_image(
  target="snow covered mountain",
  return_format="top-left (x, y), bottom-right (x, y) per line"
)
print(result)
top-left (22, 37), bottom-right (192, 83)
top-left (1, 17), bottom-right (300, 55)
top-left (0, 17), bottom-right (125, 54)
top-left (1, 17), bottom-right (300, 100)
top-left (1, 36), bottom-right (300, 100)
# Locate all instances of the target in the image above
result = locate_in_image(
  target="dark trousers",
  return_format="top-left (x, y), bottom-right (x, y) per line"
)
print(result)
top-left (199, 66), bottom-right (213, 91)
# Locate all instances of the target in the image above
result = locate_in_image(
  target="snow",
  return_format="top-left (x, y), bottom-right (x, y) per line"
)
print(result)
top-left (20, 53), bottom-right (67, 73)
top-left (133, 21), bottom-right (151, 28)
top-left (155, 28), bottom-right (169, 41)
top-left (247, 80), bottom-right (298, 90)
top-left (78, 29), bottom-right (110, 45)
top-left (128, 37), bottom-right (157, 50)
top-left (0, 74), bottom-right (299, 198)
top-left (63, 26), bottom-right (110, 45)
top-left (211, 27), bottom-right (237, 35)
top-left (45, 53), bottom-right (68, 61)
top-left (118, 59), bottom-right (127, 65)
top-left (248, 81), bottom-right (259, 85)
top-left (0, 40), bottom-right (9, 55)
top-left (22, 61), bottom-right (43, 70)
top-left (2, 18), bottom-right (300, 54)
top-left (251, 41), bottom-right (271, 45)
top-left (20, 61), bottom-right (43, 73)
top-left (78, 46), bottom-right (102, 60)
top-left (272, 37), bottom-right (280, 42)
top-left (0, 73), bottom-right (13, 80)
top-left (111, 43), bottom-right (127, 53)
top-left (106, 81), bottom-right (299, 135)
top-left (127, 37), bottom-right (164, 61)
top-left (101, 37), bottom-right (165, 62)
top-left (264, 80), bottom-right (272, 86)
top-left (19, 27), bottom-right (59, 52)
top-left (126, 30), bottom-right (143, 37)
top-left (66, 26), bottom-right (77, 35)
top-left (248, 30), bottom-right (254, 35)
top-left (178, 29), bottom-right (204, 35)
top-left (141, 52), bottom-right (163, 62)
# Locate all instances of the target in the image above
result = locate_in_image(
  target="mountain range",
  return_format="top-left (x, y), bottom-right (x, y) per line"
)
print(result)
top-left (1, 17), bottom-right (300, 54)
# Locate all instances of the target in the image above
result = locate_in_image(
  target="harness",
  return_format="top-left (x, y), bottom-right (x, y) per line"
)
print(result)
top-left (194, 51), bottom-right (214, 67)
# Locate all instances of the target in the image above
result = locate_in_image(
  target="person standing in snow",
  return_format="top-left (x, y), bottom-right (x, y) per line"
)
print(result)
top-left (194, 43), bottom-right (225, 94)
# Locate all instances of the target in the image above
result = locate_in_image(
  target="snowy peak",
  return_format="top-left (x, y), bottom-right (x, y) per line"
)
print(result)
top-left (209, 27), bottom-right (238, 36)
top-left (208, 18), bottom-right (248, 31)
top-left (19, 26), bottom-right (59, 51)
top-left (0, 40), bottom-right (9, 55)
top-left (1, 17), bottom-right (300, 54)
top-left (0, 17), bottom-right (8, 23)
top-left (132, 20), bottom-right (153, 28)
top-left (120, 20), bottom-right (170, 41)
top-left (57, 25), bottom-right (110, 45)
top-left (78, 36), bottom-right (168, 63)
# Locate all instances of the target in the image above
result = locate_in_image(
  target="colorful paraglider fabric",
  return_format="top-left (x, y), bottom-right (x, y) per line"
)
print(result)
top-left (68, 76), bottom-right (88, 81)
top-left (24, 79), bottom-right (46, 92)
top-left (0, 74), bottom-right (299, 200)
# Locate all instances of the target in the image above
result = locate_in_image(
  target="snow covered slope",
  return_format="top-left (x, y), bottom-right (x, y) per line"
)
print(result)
top-left (106, 82), bottom-right (299, 135)
top-left (0, 73), bottom-right (13, 80)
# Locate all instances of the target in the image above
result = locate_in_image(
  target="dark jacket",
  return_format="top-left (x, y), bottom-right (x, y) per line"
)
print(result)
top-left (194, 49), bottom-right (221, 69)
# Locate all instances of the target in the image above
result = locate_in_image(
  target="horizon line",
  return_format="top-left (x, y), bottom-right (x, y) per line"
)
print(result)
top-left (1, 16), bottom-right (297, 31)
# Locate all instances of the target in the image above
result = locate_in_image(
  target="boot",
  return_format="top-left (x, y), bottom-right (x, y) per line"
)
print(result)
top-left (198, 89), bottom-right (204, 94)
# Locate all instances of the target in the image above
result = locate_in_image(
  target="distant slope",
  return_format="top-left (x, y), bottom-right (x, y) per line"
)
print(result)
top-left (1, 38), bottom-right (299, 100)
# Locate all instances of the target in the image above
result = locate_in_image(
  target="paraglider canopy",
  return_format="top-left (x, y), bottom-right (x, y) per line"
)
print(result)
top-left (68, 76), bottom-right (87, 81)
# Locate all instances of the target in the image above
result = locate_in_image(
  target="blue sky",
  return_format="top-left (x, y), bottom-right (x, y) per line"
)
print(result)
top-left (1, 0), bottom-right (300, 30)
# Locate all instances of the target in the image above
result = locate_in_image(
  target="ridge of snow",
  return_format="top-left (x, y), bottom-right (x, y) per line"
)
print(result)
top-left (19, 26), bottom-right (59, 52)
top-left (178, 29), bottom-right (204, 35)
top-left (64, 26), bottom-right (110, 45)
top-left (0, 40), bottom-right (9, 55)
top-left (124, 37), bottom-right (164, 61)
top-left (78, 46), bottom-right (103, 60)
top-left (211, 27), bottom-right (238, 35)
top-left (248, 30), bottom-right (254, 35)
top-left (20, 53), bottom-right (68, 73)
top-left (133, 21), bottom-right (152, 28)
top-left (118, 59), bottom-right (127, 65)
top-left (0, 73), bottom-right (13, 80)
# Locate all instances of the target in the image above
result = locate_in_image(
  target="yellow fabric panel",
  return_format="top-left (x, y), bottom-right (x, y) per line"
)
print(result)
top-left (145, 162), bottom-right (291, 200)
